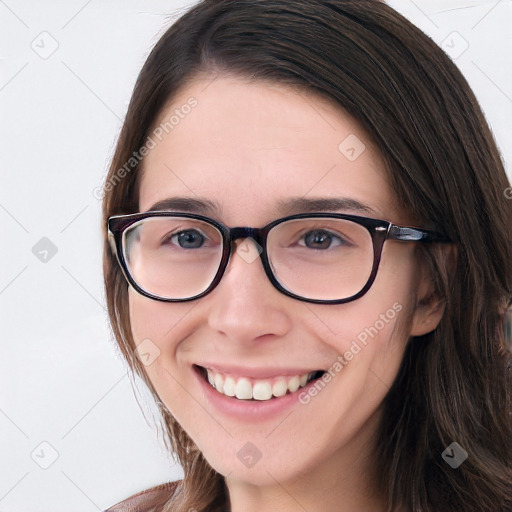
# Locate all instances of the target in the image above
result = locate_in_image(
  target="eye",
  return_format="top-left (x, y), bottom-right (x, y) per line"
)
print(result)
top-left (301, 229), bottom-right (344, 250)
top-left (171, 229), bottom-right (205, 249)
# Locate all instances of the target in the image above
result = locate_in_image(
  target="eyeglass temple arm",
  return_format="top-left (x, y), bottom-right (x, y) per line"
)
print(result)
top-left (388, 224), bottom-right (450, 243)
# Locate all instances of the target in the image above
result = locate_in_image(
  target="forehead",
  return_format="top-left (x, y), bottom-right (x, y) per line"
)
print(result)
top-left (138, 75), bottom-right (397, 224)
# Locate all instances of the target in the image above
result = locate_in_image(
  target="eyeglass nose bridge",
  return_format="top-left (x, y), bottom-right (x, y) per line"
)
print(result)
top-left (218, 226), bottom-right (278, 294)
top-left (228, 226), bottom-right (266, 247)
top-left (205, 226), bottom-right (269, 292)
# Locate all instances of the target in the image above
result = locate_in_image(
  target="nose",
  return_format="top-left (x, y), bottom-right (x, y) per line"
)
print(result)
top-left (206, 238), bottom-right (292, 345)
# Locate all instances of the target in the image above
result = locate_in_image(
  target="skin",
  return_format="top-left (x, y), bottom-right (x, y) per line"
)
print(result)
top-left (128, 74), bottom-right (445, 512)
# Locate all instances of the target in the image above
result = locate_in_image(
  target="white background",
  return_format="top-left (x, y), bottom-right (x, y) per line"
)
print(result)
top-left (1, 1), bottom-right (511, 510)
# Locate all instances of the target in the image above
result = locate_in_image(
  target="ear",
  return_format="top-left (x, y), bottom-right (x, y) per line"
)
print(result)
top-left (409, 244), bottom-right (457, 337)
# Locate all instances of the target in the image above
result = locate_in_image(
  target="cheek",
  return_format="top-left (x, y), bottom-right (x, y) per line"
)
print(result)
top-left (128, 287), bottom-right (195, 345)
top-left (128, 289), bottom-right (164, 344)
top-left (127, 288), bottom-right (195, 382)
top-left (127, 289), bottom-right (202, 424)
top-left (308, 298), bottom-right (407, 375)
top-left (307, 252), bottom-right (417, 385)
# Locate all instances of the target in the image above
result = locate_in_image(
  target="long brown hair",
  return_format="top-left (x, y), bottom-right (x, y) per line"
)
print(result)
top-left (101, 1), bottom-right (512, 510)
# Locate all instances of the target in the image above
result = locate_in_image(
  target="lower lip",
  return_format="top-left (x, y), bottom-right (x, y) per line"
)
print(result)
top-left (193, 366), bottom-right (318, 422)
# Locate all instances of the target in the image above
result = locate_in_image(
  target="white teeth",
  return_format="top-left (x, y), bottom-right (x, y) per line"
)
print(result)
top-left (272, 378), bottom-right (288, 397)
top-left (253, 381), bottom-right (272, 401)
top-left (287, 376), bottom-right (300, 393)
top-left (204, 368), bottom-right (315, 401)
top-left (235, 378), bottom-right (253, 400)
top-left (214, 373), bottom-right (224, 392)
top-left (223, 376), bottom-right (236, 397)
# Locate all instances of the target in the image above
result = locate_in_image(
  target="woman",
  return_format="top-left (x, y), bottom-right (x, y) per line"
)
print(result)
top-left (102, 1), bottom-right (512, 510)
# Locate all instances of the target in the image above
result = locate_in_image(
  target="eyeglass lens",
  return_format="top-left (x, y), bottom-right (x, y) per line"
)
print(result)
top-left (122, 216), bottom-right (374, 301)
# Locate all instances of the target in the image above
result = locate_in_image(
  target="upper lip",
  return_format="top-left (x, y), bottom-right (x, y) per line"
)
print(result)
top-left (194, 363), bottom-right (323, 379)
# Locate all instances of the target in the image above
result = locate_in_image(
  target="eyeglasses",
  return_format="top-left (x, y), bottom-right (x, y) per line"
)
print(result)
top-left (108, 212), bottom-right (450, 304)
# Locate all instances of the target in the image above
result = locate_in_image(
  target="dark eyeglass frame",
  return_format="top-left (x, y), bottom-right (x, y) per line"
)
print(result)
top-left (108, 211), bottom-right (450, 305)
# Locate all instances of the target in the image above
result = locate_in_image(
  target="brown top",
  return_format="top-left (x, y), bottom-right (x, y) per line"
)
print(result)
top-left (104, 481), bottom-right (181, 512)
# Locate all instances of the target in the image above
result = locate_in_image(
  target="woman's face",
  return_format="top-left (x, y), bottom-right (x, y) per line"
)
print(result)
top-left (129, 75), bottom-right (438, 492)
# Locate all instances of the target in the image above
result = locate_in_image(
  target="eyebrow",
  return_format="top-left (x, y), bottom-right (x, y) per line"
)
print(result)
top-left (146, 197), bottom-right (221, 214)
top-left (276, 197), bottom-right (378, 216)
top-left (145, 196), bottom-right (377, 217)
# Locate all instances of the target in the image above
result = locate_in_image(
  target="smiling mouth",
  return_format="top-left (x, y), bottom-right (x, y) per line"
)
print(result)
top-left (195, 365), bottom-right (326, 401)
